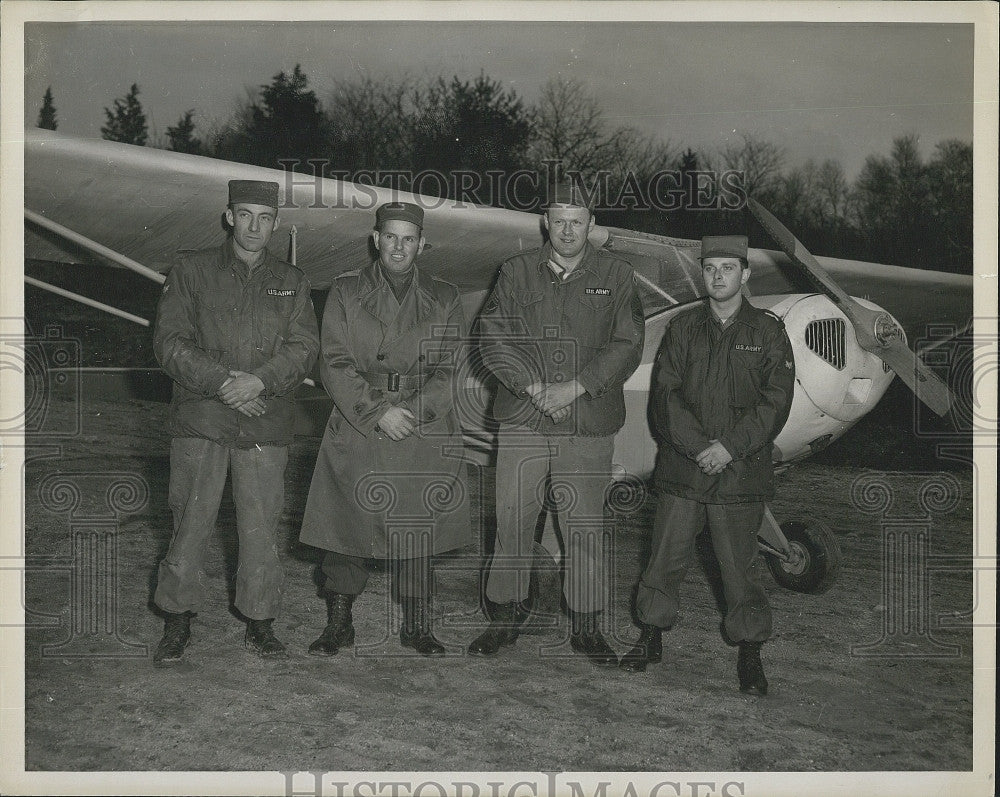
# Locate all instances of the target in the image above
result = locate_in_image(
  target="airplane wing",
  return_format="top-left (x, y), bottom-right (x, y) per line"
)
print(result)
top-left (23, 128), bottom-right (972, 343)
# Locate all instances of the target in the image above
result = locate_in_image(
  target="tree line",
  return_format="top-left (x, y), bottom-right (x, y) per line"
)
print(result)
top-left (36, 68), bottom-right (973, 273)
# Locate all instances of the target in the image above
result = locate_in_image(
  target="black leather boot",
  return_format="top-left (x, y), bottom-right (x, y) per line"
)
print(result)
top-left (308, 592), bottom-right (356, 656)
top-left (245, 618), bottom-right (288, 658)
top-left (737, 641), bottom-right (768, 695)
top-left (619, 623), bottom-right (662, 673)
top-left (153, 610), bottom-right (193, 665)
top-left (399, 597), bottom-right (446, 657)
top-left (467, 601), bottom-right (529, 656)
top-left (570, 611), bottom-right (618, 668)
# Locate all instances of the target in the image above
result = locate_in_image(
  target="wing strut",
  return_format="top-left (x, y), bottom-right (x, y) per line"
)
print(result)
top-left (24, 208), bottom-right (166, 285)
top-left (25, 276), bottom-right (150, 327)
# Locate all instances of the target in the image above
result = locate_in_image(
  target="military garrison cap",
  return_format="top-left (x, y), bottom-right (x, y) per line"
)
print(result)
top-left (700, 235), bottom-right (748, 261)
top-left (543, 180), bottom-right (597, 211)
top-left (228, 180), bottom-right (280, 208)
top-left (375, 202), bottom-right (424, 229)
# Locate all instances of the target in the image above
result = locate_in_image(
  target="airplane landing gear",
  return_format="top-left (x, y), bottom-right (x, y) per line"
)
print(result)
top-left (763, 520), bottom-right (841, 594)
top-left (757, 507), bottom-right (842, 594)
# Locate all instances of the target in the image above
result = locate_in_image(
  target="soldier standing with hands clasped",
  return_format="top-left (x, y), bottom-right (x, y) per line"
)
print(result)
top-left (151, 180), bottom-right (319, 664)
top-left (469, 182), bottom-right (644, 667)
top-left (299, 202), bottom-right (469, 658)
top-left (619, 235), bottom-right (795, 695)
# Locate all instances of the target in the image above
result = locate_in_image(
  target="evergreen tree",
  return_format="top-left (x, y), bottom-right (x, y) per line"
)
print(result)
top-left (926, 139), bottom-right (973, 272)
top-left (37, 86), bottom-right (57, 130)
top-left (244, 64), bottom-right (329, 169)
top-left (412, 73), bottom-right (535, 187)
top-left (101, 83), bottom-right (148, 145)
top-left (166, 109), bottom-right (202, 155)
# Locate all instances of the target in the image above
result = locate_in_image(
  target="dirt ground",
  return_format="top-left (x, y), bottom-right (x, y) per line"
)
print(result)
top-left (16, 390), bottom-right (978, 777)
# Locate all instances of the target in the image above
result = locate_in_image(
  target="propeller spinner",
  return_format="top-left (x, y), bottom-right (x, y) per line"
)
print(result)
top-left (746, 198), bottom-right (954, 417)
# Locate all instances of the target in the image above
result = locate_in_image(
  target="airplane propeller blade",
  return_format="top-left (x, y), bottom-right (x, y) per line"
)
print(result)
top-left (747, 197), bottom-right (953, 417)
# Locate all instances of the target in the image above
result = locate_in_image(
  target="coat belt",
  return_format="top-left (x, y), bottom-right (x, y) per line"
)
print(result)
top-left (358, 370), bottom-right (424, 392)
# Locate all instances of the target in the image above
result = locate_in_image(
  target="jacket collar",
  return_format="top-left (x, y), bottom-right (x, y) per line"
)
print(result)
top-left (358, 260), bottom-right (438, 343)
top-left (219, 241), bottom-right (289, 280)
top-left (534, 242), bottom-right (598, 280)
top-left (698, 296), bottom-right (761, 330)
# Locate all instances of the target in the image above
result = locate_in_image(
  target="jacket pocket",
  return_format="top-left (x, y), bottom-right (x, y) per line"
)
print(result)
top-left (728, 351), bottom-right (763, 405)
top-left (193, 292), bottom-right (234, 347)
top-left (574, 293), bottom-right (614, 346)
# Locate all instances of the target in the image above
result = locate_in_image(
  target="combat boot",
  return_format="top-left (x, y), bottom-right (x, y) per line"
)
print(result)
top-left (245, 618), bottom-right (288, 658)
top-left (619, 623), bottom-right (662, 673)
top-left (308, 592), bottom-right (356, 656)
top-left (737, 641), bottom-right (768, 695)
top-left (152, 610), bottom-right (193, 665)
top-left (399, 597), bottom-right (446, 657)
top-left (569, 611), bottom-right (618, 668)
top-left (467, 601), bottom-right (529, 656)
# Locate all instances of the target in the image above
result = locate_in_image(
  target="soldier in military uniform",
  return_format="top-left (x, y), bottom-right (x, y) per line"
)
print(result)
top-left (151, 180), bottom-right (320, 663)
top-left (468, 183), bottom-right (645, 667)
top-left (299, 202), bottom-right (468, 658)
top-left (619, 235), bottom-right (795, 695)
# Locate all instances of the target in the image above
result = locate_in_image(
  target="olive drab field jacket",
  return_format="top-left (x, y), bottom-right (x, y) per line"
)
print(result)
top-left (652, 299), bottom-right (795, 503)
top-left (153, 242), bottom-right (320, 447)
top-left (477, 242), bottom-right (645, 436)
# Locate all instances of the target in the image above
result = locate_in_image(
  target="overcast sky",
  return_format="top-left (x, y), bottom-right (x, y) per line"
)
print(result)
top-left (23, 20), bottom-right (973, 179)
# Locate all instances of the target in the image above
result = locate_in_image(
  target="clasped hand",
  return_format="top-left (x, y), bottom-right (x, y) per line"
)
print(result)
top-left (526, 381), bottom-right (584, 423)
top-left (218, 371), bottom-right (266, 417)
top-left (378, 406), bottom-right (417, 441)
top-left (696, 439), bottom-right (733, 475)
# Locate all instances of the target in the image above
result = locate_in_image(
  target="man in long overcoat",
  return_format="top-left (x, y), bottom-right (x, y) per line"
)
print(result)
top-left (299, 202), bottom-right (468, 657)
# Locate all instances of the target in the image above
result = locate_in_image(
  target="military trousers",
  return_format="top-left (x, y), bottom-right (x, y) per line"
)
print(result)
top-left (321, 550), bottom-right (430, 601)
top-left (636, 492), bottom-right (771, 643)
top-left (486, 426), bottom-right (614, 614)
top-left (154, 437), bottom-right (288, 620)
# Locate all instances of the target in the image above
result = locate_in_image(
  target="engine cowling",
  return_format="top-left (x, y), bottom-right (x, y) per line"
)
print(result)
top-left (762, 293), bottom-right (897, 464)
top-left (611, 293), bottom-right (898, 477)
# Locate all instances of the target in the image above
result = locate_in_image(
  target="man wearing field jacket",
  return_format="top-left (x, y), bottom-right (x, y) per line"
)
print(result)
top-left (468, 182), bottom-right (645, 667)
top-left (151, 179), bottom-right (319, 664)
top-left (620, 234), bottom-right (795, 696)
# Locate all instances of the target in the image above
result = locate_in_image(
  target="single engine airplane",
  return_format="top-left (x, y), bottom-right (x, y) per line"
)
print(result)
top-left (20, 128), bottom-right (973, 595)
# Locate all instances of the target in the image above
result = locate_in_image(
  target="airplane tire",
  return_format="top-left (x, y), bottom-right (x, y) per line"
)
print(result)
top-left (764, 520), bottom-right (842, 594)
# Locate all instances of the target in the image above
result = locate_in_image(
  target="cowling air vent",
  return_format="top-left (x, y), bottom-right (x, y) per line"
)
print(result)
top-left (805, 318), bottom-right (846, 370)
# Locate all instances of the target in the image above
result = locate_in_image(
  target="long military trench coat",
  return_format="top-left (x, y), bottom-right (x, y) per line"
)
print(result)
top-left (299, 262), bottom-right (470, 559)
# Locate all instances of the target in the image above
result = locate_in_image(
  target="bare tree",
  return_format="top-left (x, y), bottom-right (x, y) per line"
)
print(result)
top-left (531, 76), bottom-right (620, 175)
top-left (714, 132), bottom-right (785, 201)
top-left (327, 74), bottom-right (415, 170)
top-left (815, 159), bottom-right (849, 227)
